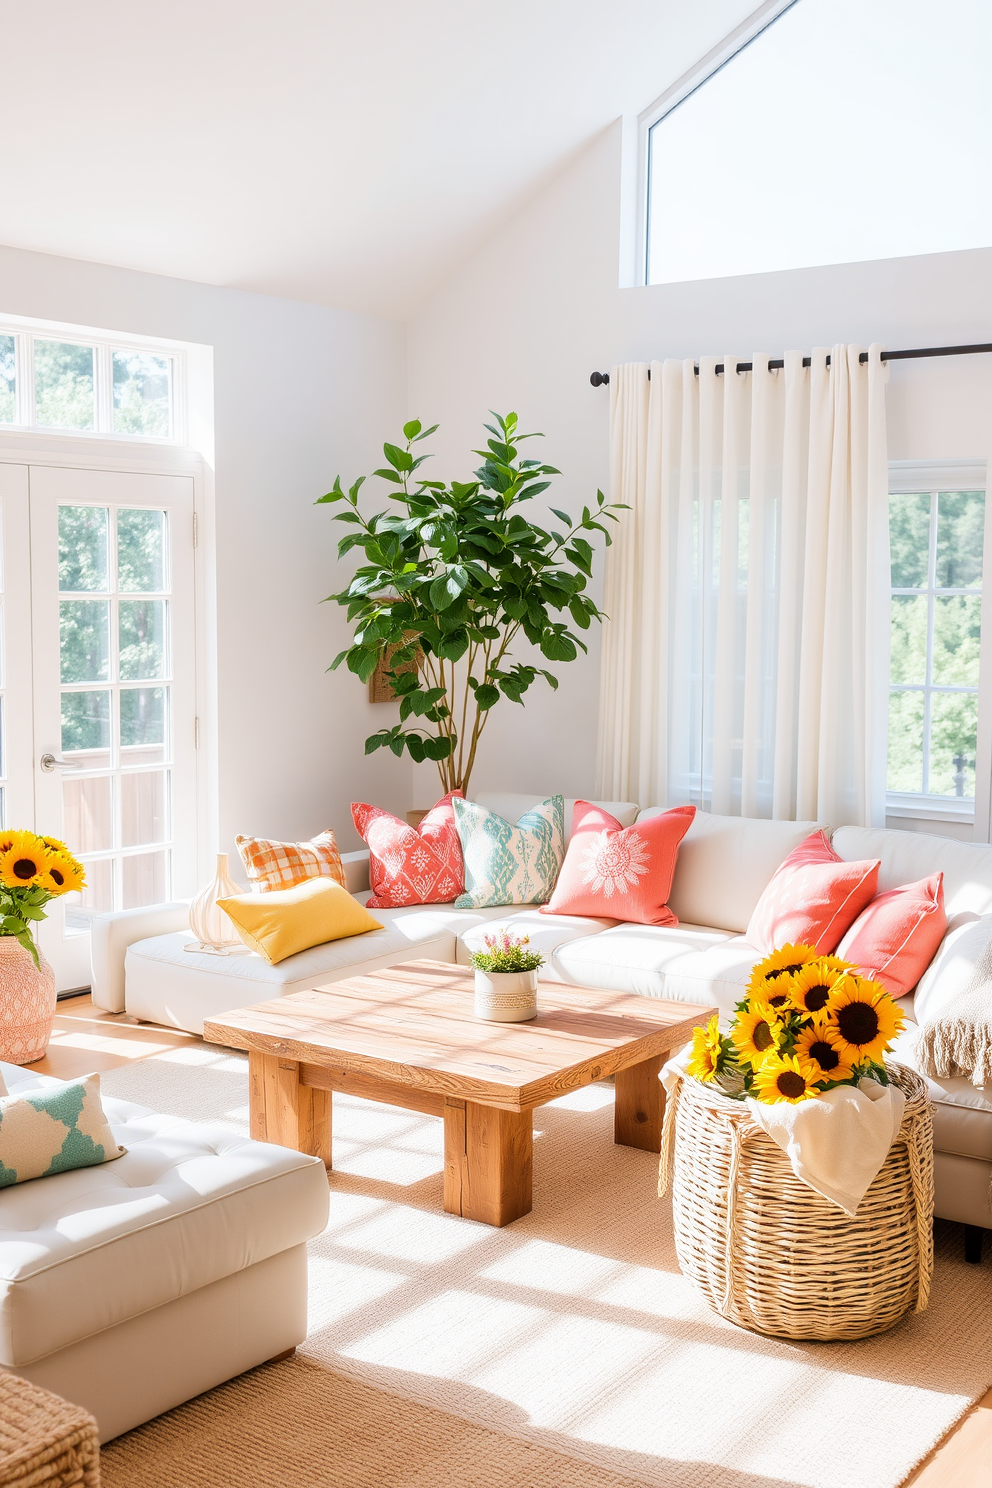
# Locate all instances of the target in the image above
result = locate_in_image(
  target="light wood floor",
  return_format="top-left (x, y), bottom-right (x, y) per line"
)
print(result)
top-left (34, 993), bottom-right (992, 1488)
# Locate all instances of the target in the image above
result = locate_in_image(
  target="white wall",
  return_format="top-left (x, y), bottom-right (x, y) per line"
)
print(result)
top-left (0, 244), bottom-right (408, 866)
top-left (407, 120), bottom-right (992, 814)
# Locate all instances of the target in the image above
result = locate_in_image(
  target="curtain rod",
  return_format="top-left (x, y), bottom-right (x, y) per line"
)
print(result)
top-left (588, 341), bottom-right (992, 387)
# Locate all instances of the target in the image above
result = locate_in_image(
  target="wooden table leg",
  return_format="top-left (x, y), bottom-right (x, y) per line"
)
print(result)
top-left (614, 1051), bottom-right (667, 1153)
top-left (249, 1051), bottom-right (333, 1166)
top-left (443, 1098), bottom-right (532, 1226)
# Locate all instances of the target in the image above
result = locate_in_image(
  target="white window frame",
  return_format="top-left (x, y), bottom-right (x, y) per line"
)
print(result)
top-left (886, 458), bottom-right (991, 839)
top-left (0, 311), bottom-right (188, 445)
top-left (626, 0), bottom-right (801, 289)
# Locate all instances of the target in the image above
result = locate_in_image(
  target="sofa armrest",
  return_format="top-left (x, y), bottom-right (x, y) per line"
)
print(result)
top-left (90, 902), bottom-right (191, 1013)
top-left (342, 849), bottom-right (370, 895)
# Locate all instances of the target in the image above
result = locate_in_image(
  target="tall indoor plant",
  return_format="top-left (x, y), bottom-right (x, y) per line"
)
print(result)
top-left (318, 412), bottom-right (624, 794)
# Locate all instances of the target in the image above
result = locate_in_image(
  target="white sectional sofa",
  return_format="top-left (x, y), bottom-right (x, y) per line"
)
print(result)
top-left (0, 1061), bottom-right (329, 1441)
top-left (91, 794), bottom-right (992, 1243)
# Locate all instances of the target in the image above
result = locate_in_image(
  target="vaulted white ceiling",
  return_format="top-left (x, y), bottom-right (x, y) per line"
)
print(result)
top-left (1, 1), bottom-right (759, 318)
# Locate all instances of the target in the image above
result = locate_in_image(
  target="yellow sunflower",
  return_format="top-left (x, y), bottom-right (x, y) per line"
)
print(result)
top-left (793, 1019), bottom-right (855, 1084)
top-left (824, 976), bottom-right (905, 1065)
top-left (39, 834), bottom-right (68, 854)
top-left (0, 831), bottom-right (51, 889)
top-left (41, 852), bottom-right (86, 895)
top-left (788, 958), bottom-right (850, 1016)
top-left (731, 1003), bottom-right (783, 1067)
top-left (686, 1014), bottom-right (724, 1082)
top-left (751, 1051), bottom-right (822, 1104)
top-left (747, 944), bottom-right (819, 996)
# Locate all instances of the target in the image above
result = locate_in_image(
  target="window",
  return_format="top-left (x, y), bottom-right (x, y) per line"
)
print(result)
top-left (0, 320), bottom-right (182, 441)
top-left (642, 0), bottom-right (992, 286)
top-left (887, 463), bottom-right (988, 817)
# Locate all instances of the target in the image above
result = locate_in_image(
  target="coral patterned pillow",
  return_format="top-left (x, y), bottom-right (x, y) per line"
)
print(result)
top-left (236, 829), bottom-right (346, 893)
top-left (836, 873), bottom-right (946, 998)
top-left (746, 830), bottom-right (880, 956)
top-left (541, 802), bottom-right (695, 925)
top-left (352, 792), bottom-right (464, 908)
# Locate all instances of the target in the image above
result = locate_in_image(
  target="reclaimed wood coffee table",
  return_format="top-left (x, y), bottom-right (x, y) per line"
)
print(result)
top-left (204, 959), bottom-right (716, 1227)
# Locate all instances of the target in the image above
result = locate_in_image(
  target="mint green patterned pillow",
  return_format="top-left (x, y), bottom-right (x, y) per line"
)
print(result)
top-left (453, 796), bottom-right (564, 908)
top-left (0, 1074), bottom-right (124, 1188)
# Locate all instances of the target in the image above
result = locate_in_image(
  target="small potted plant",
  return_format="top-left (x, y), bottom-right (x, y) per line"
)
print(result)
top-left (0, 830), bottom-right (85, 1063)
top-left (470, 931), bottom-right (544, 1022)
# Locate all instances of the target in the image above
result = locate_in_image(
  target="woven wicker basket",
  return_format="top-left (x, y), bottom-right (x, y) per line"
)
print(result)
top-left (658, 1061), bottom-right (934, 1341)
top-left (0, 1374), bottom-right (100, 1487)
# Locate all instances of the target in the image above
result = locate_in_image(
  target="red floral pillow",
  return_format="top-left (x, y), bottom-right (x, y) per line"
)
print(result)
top-left (351, 792), bottom-right (464, 908)
top-left (540, 801), bottom-right (695, 925)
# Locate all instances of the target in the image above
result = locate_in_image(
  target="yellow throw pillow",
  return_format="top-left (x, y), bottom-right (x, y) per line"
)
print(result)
top-left (217, 877), bottom-right (383, 964)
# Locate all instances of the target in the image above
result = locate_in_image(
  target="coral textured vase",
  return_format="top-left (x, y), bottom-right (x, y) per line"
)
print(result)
top-left (189, 853), bottom-right (245, 949)
top-left (0, 937), bottom-right (57, 1064)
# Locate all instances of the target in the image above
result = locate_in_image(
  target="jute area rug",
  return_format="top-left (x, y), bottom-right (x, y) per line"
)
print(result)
top-left (100, 1047), bottom-right (992, 1488)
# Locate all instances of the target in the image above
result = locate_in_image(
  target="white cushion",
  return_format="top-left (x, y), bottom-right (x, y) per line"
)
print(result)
top-left (0, 1063), bottom-right (328, 1368)
top-left (831, 825), bottom-right (992, 917)
top-left (912, 913), bottom-right (992, 1023)
top-left (548, 923), bottom-right (749, 1013)
top-left (657, 811), bottom-right (827, 934)
top-left (455, 908), bottom-right (618, 968)
top-left (124, 905), bottom-right (509, 1034)
top-left (474, 794), bottom-right (639, 845)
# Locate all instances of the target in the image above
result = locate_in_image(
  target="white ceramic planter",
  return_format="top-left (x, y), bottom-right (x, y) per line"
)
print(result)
top-left (474, 967), bottom-right (539, 1023)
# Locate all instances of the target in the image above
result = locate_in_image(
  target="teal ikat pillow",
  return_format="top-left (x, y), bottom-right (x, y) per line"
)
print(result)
top-left (453, 795), bottom-right (565, 908)
top-left (0, 1073), bottom-right (124, 1188)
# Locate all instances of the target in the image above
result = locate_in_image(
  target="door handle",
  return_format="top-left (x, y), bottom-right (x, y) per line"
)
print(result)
top-left (39, 753), bottom-right (83, 773)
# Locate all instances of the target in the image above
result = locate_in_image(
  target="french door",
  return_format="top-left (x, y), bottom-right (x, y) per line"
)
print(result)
top-left (0, 460), bottom-right (197, 990)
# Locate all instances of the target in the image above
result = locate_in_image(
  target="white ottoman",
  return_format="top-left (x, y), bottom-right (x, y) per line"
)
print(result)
top-left (0, 1063), bottom-right (329, 1442)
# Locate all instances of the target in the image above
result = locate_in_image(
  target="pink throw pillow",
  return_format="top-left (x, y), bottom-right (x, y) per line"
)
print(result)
top-left (541, 801), bottom-right (695, 926)
top-left (352, 792), bottom-right (464, 908)
top-left (746, 829), bottom-right (880, 956)
top-left (836, 873), bottom-right (946, 998)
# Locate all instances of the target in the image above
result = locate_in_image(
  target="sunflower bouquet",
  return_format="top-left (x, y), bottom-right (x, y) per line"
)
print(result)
top-left (686, 944), bottom-right (906, 1104)
top-left (0, 831), bottom-right (86, 966)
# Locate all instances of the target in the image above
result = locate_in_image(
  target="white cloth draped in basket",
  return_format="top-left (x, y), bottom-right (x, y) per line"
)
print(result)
top-left (662, 1049), bottom-right (906, 1217)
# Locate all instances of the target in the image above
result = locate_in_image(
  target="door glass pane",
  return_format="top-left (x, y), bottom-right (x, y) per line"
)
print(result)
top-left (930, 692), bottom-right (978, 798)
top-left (889, 493), bottom-right (931, 589)
top-left (119, 600), bottom-right (166, 679)
top-left (117, 509), bottom-right (166, 592)
top-left (60, 600), bottom-right (110, 682)
top-left (113, 353), bottom-right (171, 438)
top-left (59, 507), bottom-right (108, 591)
top-left (932, 594), bottom-right (981, 686)
top-left (0, 336), bottom-right (15, 424)
top-left (936, 491), bottom-right (984, 589)
top-left (887, 690), bottom-right (924, 793)
top-left (122, 850), bottom-right (168, 909)
top-left (122, 769), bottom-right (169, 847)
top-left (120, 686), bottom-right (167, 765)
top-left (63, 775), bottom-right (113, 853)
top-left (61, 690), bottom-right (111, 767)
top-left (65, 858), bottom-right (114, 928)
top-left (34, 341), bottom-right (96, 430)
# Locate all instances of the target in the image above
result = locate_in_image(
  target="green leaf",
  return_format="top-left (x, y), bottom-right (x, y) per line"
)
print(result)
top-left (402, 419), bottom-right (422, 440)
top-left (423, 734), bottom-right (454, 760)
top-left (406, 734), bottom-right (426, 763)
top-left (474, 684), bottom-right (500, 710)
top-left (383, 442), bottom-right (414, 473)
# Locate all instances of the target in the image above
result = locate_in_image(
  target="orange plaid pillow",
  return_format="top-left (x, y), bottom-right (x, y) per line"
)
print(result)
top-left (235, 829), bottom-right (347, 894)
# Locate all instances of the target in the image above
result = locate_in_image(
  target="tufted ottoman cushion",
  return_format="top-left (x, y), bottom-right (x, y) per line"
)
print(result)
top-left (0, 1064), bottom-right (329, 1369)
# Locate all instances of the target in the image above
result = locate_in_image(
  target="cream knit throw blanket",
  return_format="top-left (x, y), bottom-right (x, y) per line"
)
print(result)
top-left (917, 933), bottom-right (992, 1088)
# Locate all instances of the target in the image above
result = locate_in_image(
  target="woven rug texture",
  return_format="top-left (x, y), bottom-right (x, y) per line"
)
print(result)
top-left (98, 1046), bottom-right (992, 1488)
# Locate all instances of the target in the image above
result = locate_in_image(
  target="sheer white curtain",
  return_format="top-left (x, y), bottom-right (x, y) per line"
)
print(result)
top-left (596, 346), bottom-right (890, 826)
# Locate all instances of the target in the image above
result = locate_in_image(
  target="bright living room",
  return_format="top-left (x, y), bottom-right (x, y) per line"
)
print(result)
top-left (1, 2), bottom-right (992, 1486)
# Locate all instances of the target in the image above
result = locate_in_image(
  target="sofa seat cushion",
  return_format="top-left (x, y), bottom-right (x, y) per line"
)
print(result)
top-left (547, 923), bottom-right (752, 1013)
top-left (0, 1064), bottom-right (329, 1369)
top-left (455, 908), bottom-right (618, 967)
top-left (125, 905), bottom-right (510, 1034)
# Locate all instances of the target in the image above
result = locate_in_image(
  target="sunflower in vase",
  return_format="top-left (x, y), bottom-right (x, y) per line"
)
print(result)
top-left (0, 831), bottom-right (85, 965)
top-left (686, 943), bottom-right (906, 1103)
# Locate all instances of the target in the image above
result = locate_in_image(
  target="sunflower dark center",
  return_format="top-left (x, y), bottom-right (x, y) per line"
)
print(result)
top-left (810, 1039), bottom-right (840, 1070)
top-left (777, 1071), bottom-right (807, 1098)
top-left (766, 963), bottom-right (804, 980)
top-left (836, 1002), bottom-right (880, 1046)
top-left (49, 868), bottom-right (64, 886)
top-left (13, 858), bottom-right (38, 880)
top-left (767, 993), bottom-right (790, 1007)
top-left (803, 984), bottom-right (831, 1011)
top-left (754, 1021), bottom-right (774, 1051)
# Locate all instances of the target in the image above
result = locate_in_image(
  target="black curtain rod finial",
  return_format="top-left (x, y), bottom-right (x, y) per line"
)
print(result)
top-left (589, 370), bottom-right (610, 387)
